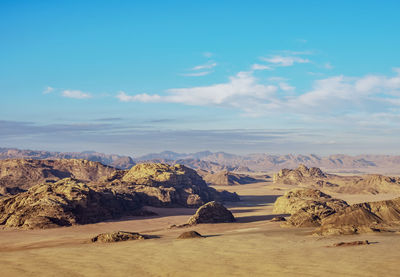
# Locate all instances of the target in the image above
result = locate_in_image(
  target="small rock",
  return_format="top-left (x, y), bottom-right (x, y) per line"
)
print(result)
top-left (271, 216), bottom-right (286, 222)
top-left (332, 240), bottom-right (370, 247)
top-left (91, 231), bottom-right (148, 243)
top-left (177, 231), bottom-right (204, 239)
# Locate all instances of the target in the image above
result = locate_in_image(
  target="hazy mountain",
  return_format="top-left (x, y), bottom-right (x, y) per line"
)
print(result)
top-left (0, 148), bottom-right (135, 169)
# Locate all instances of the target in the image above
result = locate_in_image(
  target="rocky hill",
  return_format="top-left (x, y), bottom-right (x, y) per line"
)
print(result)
top-left (0, 148), bottom-right (135, 169)
top-left (273, 188), bottom-right (400, 235)
top-left (0, 159), bottom-right (115, 194)
top-left (0, 178), bottom-right (144, 229)
top-left (201, 171), bottom-right (262, 186)
top-left (273, 164), bottom-right (400, 194)
top-left (95, 163), bottom-right (239, 207)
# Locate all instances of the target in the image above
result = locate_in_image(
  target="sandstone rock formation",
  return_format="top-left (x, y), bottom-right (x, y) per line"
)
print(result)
top-left (187, 201), bottom-right (235, 225)
top-left (202, 170), bottom-right (260, 186)
top-left (0, 159), bottom-right (115, 192)
top-left (273, 188), bottom-right (400, 235)
top-left (0, 178), bottom-right (144, 229)
top-left (273, 164), bottom-right (327, 186)
top-left (91, 231), bottom-right (148, 243)
top-left (273, 165), bottom-right (400, 195)
top-left (315, 197), bottom-right (400, 235)
top-left (177, 230), bottom-right (204, 239)
top-left (96, 163), bottom-right (239, 207)
top-left (273, 188), bottom-right (349, 227)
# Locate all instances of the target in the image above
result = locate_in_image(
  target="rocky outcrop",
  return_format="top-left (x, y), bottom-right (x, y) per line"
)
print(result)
top-left (273, 188), bottom-right (400, 235)
top-left (273, 164), bottom-right (327, 186)
top-left (202, 171), bottom-right (260, 186)
top-left (315, 197), bottom-right (400, 235)
top-left (91, 231), bottom-right (148, 243)
top-left (337, 174), bottom-right (400, 194)
top-left (177, 230), bottom-right (204, 239)
top-left (0, 178), bottom-right (144, 229)
top-left (0, 159), bottom-right (115, 192)
top-left (187, 201), bottom-right (235, 225)
top-left (273, 188), bottom-right (349, 227)
top-left (97, 163), bottom-right (239, 208)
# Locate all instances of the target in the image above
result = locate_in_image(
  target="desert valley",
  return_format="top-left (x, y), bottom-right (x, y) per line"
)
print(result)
top-left (0, 149), bottom-right (400, 276)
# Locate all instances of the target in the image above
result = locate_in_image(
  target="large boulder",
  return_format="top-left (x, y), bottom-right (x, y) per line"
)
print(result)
top-left (0, 178), bottom-right (144, 229)
top-left (187, 201), bottom-right (235, 225)
top-left (273, 188), bottom-right (349, 227)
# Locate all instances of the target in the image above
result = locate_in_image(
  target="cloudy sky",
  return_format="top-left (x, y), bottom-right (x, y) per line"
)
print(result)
top-left (1, 1), bottom-right (400, 156)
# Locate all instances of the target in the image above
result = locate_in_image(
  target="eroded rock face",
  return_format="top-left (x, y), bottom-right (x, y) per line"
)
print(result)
top-left (91, 231), bottom-right (148, 243)
top-left (273, 164), bottom-right (326, 186)
top-left (187, 201), bottom-right (235, 225)
top-left (314, 197), bottom-right (400, 235)
top-left (0, 159), bottom-right (115, 192)
top-left (202, 170), bottom-right (260, 186)
top-left (0, 178), bottom-right (143, 229)
top-left (97, 163), bottom-right (239, 208)
top-left (273, 188), bottom-right (349, 227)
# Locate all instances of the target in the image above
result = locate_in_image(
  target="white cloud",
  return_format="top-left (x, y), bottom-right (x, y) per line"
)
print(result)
top-left (43, 86), bottom-right (54, 94)
top-left (262, 55), bottom-right (310, 67)
top-left (192, 62), bottom-right (217, 71)
top-left (117, 71), bottom-right (278, 111)
top-left (203, 52), bottom-right (213, 58)
top-left (324, 62), bottom-right (333, 69)
top-left (62, 90), bottom-right (92, 99)
top-left (117, 91), bottom-right (161, 102)
top-left (251, 64), bottom-right (272, 71)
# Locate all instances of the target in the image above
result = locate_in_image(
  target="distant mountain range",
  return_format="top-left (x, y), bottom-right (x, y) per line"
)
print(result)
top-left (0, 148), bottom-right (135, 169)
top-left (1, 148), bottom-right (400, 174)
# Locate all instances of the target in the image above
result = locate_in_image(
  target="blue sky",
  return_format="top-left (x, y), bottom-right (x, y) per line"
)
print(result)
top-left (1, 0), bottom-right (400, 156)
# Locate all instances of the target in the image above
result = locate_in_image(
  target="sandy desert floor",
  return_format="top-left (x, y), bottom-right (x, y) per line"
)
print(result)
top-left (1, 182), bottom-right (399, 277)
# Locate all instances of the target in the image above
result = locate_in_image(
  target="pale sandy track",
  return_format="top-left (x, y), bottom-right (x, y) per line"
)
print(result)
top-left (1, 182), bottom-right (399, 277)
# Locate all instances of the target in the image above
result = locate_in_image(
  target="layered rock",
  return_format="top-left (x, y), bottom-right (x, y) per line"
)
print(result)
top-left (315, 197), bottom-right (400, 235)
top-left (97, 163), bottom-right (239, 207)
top-left (0, 159), bottom-right (115, 192)
top-left (187, 201), bottom-right (235, 225)
top-left (273, 188), bottom-right (349, 227)
top-left (0, 178), bottom-right (144, 229)
top-left (273, 164), bottom-right (327, 186)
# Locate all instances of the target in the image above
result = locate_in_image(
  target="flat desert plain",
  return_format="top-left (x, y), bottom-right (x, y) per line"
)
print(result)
top-left (1, 182), bottom-right (399, 277)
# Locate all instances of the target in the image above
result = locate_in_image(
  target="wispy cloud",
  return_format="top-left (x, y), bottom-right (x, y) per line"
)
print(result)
top-left (251, 64), bottom-right (272, 71)
top-left (181, 71), bottom-right (212, 77)
top-left (62, 90), bottom-right (92, 99)
top-left (191, 62), bottom-right (217, 71)
top-left (203, 52), bottom-right (213, 58)
top-left (43, 86), bottom-right (54, 94)
top-left (261, 55), bottom-right (310, 67)
top-left (324, 62), bottom-right (333, 69)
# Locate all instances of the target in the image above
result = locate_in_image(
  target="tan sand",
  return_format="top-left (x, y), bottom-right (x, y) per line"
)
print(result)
top-left (0, 182), bottom-right (399, 277)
